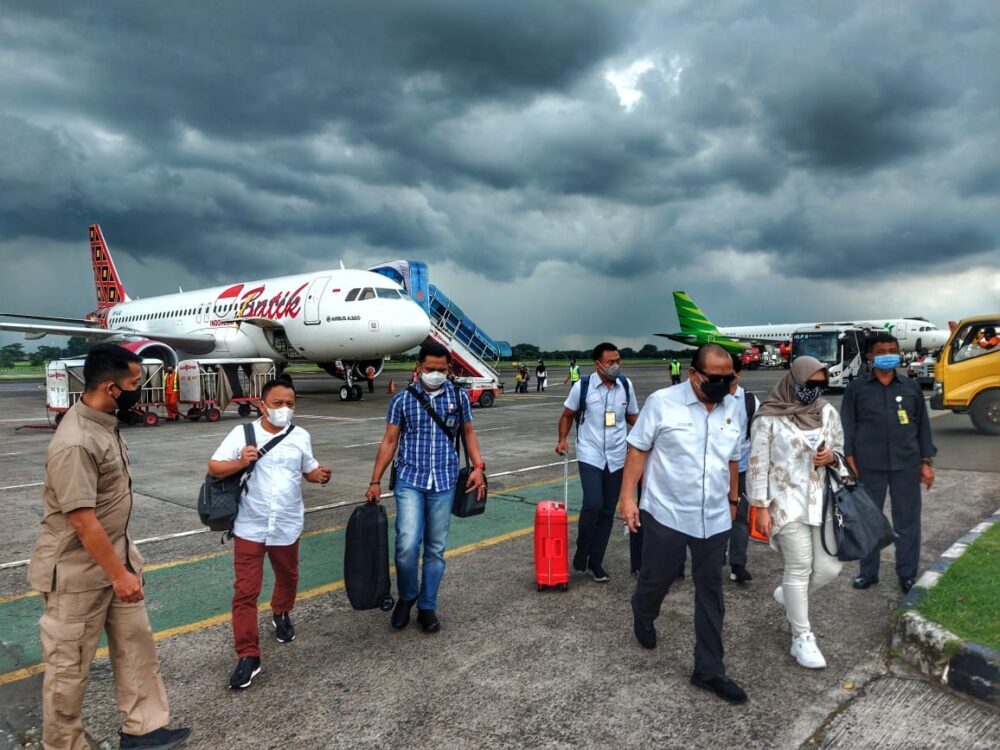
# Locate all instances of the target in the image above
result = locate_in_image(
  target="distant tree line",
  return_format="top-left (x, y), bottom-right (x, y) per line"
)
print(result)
top-left (509, 343), bottom-right (691, 361)
top-left (0, 337), bottom-right (92, 368)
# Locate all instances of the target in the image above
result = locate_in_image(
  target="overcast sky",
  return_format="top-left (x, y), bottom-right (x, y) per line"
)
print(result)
top-left (1, 0), bottom-right (998, 352)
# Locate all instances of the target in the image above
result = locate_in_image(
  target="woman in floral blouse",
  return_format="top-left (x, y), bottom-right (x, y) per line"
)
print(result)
top-left (748, 355), bottom-right (847, 669)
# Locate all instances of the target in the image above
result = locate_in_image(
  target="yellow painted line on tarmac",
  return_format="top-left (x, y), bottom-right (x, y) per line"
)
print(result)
top-left (0, 505), bottom-right (578, 687)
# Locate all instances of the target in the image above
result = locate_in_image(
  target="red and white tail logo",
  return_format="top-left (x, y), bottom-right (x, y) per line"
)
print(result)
top-left (89, 224), bottom-right (130, 309)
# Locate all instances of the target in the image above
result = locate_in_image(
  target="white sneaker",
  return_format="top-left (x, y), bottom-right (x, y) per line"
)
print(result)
top-left (791, 632), bottom-right (827, 669)
top-left (773, 585), bottom-right (785, 608)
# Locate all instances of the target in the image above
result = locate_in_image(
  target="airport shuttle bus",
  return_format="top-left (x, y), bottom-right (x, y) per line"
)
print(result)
top-left (790, 325), bottom-right (866, 388)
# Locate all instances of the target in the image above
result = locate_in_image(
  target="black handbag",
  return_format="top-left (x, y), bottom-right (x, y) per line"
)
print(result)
top-left (820, 462), bottom-right (896, 562)
top-left (198, 424), bottom-right (295, 536)
top-left (405, 385), bottom-right (487, 518)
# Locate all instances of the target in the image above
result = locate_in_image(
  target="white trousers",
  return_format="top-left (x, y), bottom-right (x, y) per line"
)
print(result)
top-left (774, 519), bottom-right (843, 636)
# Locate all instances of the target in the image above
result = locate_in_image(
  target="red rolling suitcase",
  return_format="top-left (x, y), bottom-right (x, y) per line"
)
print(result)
top-left (535, 453), bottom-right (570, 591)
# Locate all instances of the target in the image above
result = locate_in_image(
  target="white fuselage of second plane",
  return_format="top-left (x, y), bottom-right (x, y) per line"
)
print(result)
top-left (104, 269), bottom-right (430, 361)
top-left (718, 318), bottom-right (950, 352)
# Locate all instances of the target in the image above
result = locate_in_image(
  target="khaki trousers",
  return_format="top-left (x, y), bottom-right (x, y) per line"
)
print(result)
top-left (39, 587), bottom-right (170, 750)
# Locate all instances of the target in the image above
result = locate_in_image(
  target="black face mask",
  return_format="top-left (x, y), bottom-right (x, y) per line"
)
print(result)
top-left (112, 383), bottom-right (143, 420)
top-left (698, 378), bottom-right (731, 404)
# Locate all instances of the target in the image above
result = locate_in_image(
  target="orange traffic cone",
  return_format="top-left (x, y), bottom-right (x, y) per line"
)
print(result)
top-left (388, 379), bottom-right (396, 394)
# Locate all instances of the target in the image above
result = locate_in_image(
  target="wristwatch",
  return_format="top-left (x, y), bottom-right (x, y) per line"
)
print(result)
top-left (728, 497), bottom-right (739, 506)
top-left (921, 458), bottom-right (934, 467)
top-left (474, 463), bottom-right (486, 470)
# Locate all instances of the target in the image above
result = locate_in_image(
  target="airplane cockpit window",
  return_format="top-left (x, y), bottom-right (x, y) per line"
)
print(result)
top-left (359, 288), bottom-right (376, 301)
top-left (345, 288), bottom-right (360, 302)
top-left (375, 288), bottom-right (401, 299)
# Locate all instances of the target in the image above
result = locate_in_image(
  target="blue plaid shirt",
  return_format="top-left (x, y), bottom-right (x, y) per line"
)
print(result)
top-left (388, 381), bottom-right (474, 491)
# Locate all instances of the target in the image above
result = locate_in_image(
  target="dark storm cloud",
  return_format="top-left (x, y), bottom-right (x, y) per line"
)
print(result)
top-left (0, 0), bottom-right (997, 335)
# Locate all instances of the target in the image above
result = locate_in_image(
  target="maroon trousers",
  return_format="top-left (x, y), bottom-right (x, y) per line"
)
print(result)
top-left (232, 536), bottom-right (300, 658)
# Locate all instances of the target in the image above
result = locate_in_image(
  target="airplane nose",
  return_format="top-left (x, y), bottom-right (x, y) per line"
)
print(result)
top-left (394, 302), bottom-right (431, 347)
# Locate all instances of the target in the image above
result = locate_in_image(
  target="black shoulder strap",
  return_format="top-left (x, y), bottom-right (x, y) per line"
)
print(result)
top-left (243, 422), bottom-right (256, 448)
top-left (406, 385), bottom-right (456, 439)
top-left (743, 391), bottom-right (756, 440)
top-left (242, 423), bottom-right (295, 482)
top-left (618, 375), bottom-right (631, 411)
top-left (575, 375), bottom-right (590, 428)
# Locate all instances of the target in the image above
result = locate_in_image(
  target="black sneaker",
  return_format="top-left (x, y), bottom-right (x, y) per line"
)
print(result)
top-left (690, 673), bottom-right (747, 705)
top-left (391, 598), bottom-right (415, 630)
top-left (573, 549), bottom-right (588, 574)
top-left (119, 727), bottom-right (191, 750)
top-left (228, 656), bottom-right (261, 690)
top-left (588, 563), bottom-right (610, 583)
top-left (729, 565), bottom-right (753, 583)
top-left (417, 608), bottom-right (441, 633)
top-left (272, 612), bottom-right (295, 643)
top-left (852, 575), bottom-right (879, 590)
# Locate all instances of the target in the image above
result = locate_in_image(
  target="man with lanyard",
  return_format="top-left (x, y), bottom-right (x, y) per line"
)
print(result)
top-left (366, 342), bottom-right (487, 633)
top-left (727, 353), bottom-right (760, 584)
top-left (563, 358), bottom-right (581, 386)
top-left (841, 332), bottom-right (936, 594)
top-left (620, 343), bottom-right (747, 704)
top-left (27, 344), bottom-right (190, 749)
top-left (670, 357), bottom-right (682, 385)
top-left (556, 342), bottom-right (639, 582)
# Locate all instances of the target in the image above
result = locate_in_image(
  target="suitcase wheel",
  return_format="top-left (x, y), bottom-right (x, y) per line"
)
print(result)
top-left (560, 583), bottom-right (569, 592)
top-left (380, 596), bottom-right (395, 612)
top-left (537, 584), bottom-right (544, 592)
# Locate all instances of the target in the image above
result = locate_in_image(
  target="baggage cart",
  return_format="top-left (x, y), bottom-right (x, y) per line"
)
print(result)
top-left (46, 358), bottom-right (166, 427)
top-left (178, 358), bottom-right (276, 423)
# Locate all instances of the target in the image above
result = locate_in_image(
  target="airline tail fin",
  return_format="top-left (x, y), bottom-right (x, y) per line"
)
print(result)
top-left (89, 224), bottom-right (130, 309)
top-left (673, 291), bottom-right (720, 335)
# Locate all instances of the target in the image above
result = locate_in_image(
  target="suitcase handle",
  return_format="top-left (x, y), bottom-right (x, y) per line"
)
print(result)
top-left (548, 537), bottom-right (564, 558)
top-left (562, 451), bottom-right (569, 506)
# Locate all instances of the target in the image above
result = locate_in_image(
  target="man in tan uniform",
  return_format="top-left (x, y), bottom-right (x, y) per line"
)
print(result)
top-left (27, 344), bottom-right (190, 750)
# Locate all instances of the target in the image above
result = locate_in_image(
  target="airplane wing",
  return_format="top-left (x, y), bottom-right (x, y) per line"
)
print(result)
top-left (0, 322), bottom-right (217, 355)
top-left (1, 313), bottom-right (101, 326)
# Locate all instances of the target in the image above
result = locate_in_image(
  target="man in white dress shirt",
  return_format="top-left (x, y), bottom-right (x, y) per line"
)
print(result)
top-left (619, 344), bottom-right (747, 704)
top-left (208, 377), bottom-right (331, 690)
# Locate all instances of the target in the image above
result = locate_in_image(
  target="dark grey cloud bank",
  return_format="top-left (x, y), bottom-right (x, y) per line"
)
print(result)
top-left (1, 0), bottom-right (997, 345)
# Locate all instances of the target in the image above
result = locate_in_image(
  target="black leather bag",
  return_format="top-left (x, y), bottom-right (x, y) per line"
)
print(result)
top-left (820, 464), bottom-right (896, 562)
top-left (197, 424), bottom-right (295, 534)
top-left (344, 502), bottom-right (394, 611)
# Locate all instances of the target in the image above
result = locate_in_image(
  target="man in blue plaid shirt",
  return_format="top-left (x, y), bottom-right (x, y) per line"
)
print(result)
top-left (366, 342), bottom-right (486, 633)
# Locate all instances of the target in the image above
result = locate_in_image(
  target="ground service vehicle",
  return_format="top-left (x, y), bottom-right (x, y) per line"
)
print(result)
top-left (930, 314), bottom-right (1000, 435)
top-left (790, 326), bottom-right (866, 388)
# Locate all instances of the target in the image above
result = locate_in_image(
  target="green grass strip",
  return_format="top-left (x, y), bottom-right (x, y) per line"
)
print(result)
top-left (917, 521), bottom-right (1000, 652)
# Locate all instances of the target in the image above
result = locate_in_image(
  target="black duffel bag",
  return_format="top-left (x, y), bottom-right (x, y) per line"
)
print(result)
top-left (820, 461), bottom-right (896, 562)
top-left (453, 426), bottom-right (487, 518)
top-left (344, 502), bottom-right (395, 611)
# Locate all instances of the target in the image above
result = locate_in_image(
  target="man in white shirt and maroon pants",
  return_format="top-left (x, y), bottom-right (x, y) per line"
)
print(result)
top-left (208, 377), bottom-right (331, 690)
top-left (620, 344), bottom-right (747, 704)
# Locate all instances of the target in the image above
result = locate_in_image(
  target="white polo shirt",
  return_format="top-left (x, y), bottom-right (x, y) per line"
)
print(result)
top-left (626, 381), bottom-right (744, 539)
top-left (564, 374), bottom-right (639, 473)
top-left (212, 419), bottom-right (320, 546)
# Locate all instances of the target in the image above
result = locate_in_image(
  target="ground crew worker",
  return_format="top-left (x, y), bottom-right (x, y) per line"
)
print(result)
top-left (366, 364), bottom-right (376, 393)
top-left (563, 358), bottom-right (581, 385)
top-left (841, 332), bottom-right (936, 594)
top-left (209, 375), bottom-right (331, 690)
top-left (27, 343), bottom-right (191, 750)
top-left (163, 364), bottom-right (180, 421)
top-left (670, 357), bottom-right (682, 385)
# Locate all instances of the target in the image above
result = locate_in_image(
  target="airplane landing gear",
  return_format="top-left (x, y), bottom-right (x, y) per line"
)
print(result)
top-left (339, 369), bottom-right (364, 401)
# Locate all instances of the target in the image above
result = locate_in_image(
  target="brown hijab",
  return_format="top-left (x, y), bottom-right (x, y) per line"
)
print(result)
top-left (754, 355), bottom-right (829, 430)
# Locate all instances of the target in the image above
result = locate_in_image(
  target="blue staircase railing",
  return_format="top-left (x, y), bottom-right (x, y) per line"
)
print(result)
top-left (428, 284), bottom-right (512, 366)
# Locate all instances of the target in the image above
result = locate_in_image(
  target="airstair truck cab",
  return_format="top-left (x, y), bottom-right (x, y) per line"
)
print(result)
top-left (930, 314), bottom-right (1000, 435)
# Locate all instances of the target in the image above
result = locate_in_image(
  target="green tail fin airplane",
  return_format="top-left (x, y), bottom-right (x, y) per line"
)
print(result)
top-left (655, 291), bottom-right (748, 352)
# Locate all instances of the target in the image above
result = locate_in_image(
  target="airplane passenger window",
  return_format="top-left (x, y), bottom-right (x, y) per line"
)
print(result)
top-left (359, 288), bottom-right (376, 301)
top-left (376, 288), bottom-right (401, 299)
top-left (346, 289), bottom-right (360, 302)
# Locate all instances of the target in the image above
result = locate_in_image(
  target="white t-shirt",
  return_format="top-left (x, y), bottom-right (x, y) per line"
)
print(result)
top-left (564, 375), bottom-right (639, 473)
top-left (211, 419), bottom-right (319, 546)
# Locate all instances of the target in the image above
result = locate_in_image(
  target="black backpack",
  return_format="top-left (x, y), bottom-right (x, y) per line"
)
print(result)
top-left (575, 374), bottom-right (632, 429)
top-left (197, 423), bottom-right (294, 535)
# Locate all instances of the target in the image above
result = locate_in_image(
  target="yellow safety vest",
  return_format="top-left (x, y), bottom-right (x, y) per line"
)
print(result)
top-left (670, 361), bottom-right (681, 376)
top-left (569, 365), bottom-right (581, 382)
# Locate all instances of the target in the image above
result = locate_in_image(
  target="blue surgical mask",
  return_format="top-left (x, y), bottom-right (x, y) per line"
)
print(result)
top-left (872, 354), bottom-right (902, 371)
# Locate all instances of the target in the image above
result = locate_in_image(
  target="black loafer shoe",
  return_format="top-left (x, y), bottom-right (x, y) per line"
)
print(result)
top-left (119, 726), bottom-right (191, 750)
top-left (631, 597), bottom-right (656, 650)
top-left (852, 575), bottom-right (879, 590)
top-left (729, 565), bottom-right (753, 583)
top-left (391, 598), bottom-right (416, 630)
top-left (690, 673), bottom-right (747, 705)
top-left (899, 577), bottom-right (916, 594)
top-left (417, 608), bottom-right (440, 633)
top-left (588, 563), bottom-right (610, 583)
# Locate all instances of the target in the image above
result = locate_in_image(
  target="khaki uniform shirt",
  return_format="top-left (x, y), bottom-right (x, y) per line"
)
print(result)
top-left (27, 401), bottom-right (143, 592)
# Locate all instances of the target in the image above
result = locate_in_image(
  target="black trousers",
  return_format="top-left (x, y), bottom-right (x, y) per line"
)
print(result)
top-left (858, 467), bottom-right (922, 581)
top-left (671, 374), bottom-right (681, 385)
top-left (632, 510), bottom-right (729, 679)
top-left (727, 472), bottom-right (749, 568)
top-left (366, 377), bottom-right (375, 393)
top-left (576, 462), bottom-right (623, 568)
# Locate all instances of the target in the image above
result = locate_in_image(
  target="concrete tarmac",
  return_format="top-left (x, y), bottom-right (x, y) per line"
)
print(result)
top-left (0, 366), bottom-right (997, 749)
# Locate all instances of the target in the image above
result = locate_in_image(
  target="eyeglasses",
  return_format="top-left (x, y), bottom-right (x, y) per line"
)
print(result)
top-left (695, 369), bottom-right (736, 385)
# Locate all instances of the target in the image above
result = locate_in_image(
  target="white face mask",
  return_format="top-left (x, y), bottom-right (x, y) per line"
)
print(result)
top-left (266, 406), bottom-right (293, 428)
top-left (420, 371), bottom-right (447, 390)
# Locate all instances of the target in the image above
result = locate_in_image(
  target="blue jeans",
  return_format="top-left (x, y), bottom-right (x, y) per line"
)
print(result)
top-left (394, 480), bottom-right (454, 610)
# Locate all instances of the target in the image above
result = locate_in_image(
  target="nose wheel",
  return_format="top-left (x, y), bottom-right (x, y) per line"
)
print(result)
top-left (339, 382), bottom-right (365, 401)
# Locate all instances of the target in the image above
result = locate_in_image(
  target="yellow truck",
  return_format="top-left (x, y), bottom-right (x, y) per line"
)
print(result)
top-left (930, 314), bottom-right (1000, 435)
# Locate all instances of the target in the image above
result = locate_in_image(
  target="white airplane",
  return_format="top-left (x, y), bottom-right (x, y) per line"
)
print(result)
top-left (0, 225), bottom-right (431, 400)
top-left (662, 291), bottom-right (951, 354)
